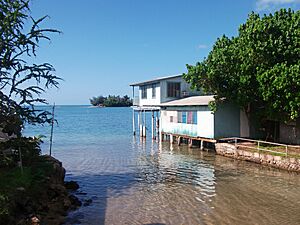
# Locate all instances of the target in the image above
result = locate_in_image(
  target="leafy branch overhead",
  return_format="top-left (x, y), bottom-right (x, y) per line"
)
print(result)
top-left (184, 8), bottom-right (300, 122)
top-left (0, 0), bottom-right (62, 135)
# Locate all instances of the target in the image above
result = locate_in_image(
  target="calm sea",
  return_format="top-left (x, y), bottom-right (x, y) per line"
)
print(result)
top-left (24, 106), bottom-right (300, 225)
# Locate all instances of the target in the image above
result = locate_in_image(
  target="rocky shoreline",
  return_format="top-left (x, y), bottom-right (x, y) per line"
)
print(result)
top-left (10, 156), bottom-right (82, 225)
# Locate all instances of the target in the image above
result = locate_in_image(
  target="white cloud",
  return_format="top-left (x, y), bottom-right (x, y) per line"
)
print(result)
top-left (256, 0), bottom-right (300, 11)
top-left (197, 44), bottom-right (207, 49)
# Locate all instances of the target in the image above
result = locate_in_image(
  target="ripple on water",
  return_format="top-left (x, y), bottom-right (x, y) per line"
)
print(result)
top-left (24, 107), bottom-right (300, 225)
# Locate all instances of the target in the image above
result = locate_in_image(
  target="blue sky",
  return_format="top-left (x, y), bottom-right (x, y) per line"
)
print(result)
top-left (29, 0), bottom-right (300, 105)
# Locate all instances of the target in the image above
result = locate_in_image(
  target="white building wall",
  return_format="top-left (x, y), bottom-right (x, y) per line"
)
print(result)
top-left (197, 111), bottom-right (214, 138)
top-left (160, 109), bottom-right (214, 139)
top-left (139, 85), bottom-right (161, 106)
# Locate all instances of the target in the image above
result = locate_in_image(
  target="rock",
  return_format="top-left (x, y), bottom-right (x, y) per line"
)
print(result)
top-left (31, 216), bottom-right (40, 224)
top-left (69, 194), bottom-right (82, 209)
top-left (65, 181), bottom-right (79, 191)
top-left (83, 198), bottom-right (92, 207)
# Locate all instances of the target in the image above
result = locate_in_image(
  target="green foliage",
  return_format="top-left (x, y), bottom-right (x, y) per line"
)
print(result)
top-left (0, 157), bottom-right (53, 222)
top-left (184, 9), bottom-right (300, 122)
top-left (90, 95), bottom-right (133, 107)
top-left (0, 194), bottom-right (9, 218)
top-left (0, 0), bottom-right (61, 138)
top-left (0, 136), bottom-right (42, 167)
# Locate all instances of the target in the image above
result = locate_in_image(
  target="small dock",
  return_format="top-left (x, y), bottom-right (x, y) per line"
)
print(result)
top-left (161, 132), bottom-right (216, 150)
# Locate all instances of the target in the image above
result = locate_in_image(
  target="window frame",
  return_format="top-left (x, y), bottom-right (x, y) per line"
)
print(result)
top-left (141, 85), bottom-right (147, 99)
top-left (152, 83), bottom-right (156, 99)
top-left (167, 82), bottom-right (181, 98)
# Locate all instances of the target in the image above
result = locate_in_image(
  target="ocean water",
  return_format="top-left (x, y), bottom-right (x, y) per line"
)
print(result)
top-left (24, 106), bottom-right (300, 225)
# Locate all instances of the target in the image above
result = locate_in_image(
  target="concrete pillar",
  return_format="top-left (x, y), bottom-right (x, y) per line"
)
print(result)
top-left (143, 126), bottom-right (146, 138)
top-left (143, 110), bottom-right (146, 138)
top-left (156, 113), bottom-right (159, 140)
top-left (200, 140), bottom-right (204, 150)
top-left (170, 134), bottom-right (174, 144)
top-left (132, 109), bottom-right (136, 136)
top-left (151, 111), bottom-right (155, 139)
top-left (138, 111), bottom-right (141, 136)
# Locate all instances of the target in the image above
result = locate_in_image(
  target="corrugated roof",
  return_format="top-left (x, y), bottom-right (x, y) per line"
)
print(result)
top-left (129, 74), bottom-right (182, 86)
top-left (160, 95), bottom-right (215, 106)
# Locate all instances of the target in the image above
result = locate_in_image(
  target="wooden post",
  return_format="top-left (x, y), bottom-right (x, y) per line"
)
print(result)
top-left (177, 136), bottom-right (181, 146)
top-left (170, 134), bottom-right (173, 144)
top-left (49, 103), bottom-right (55, 156)
top-left (188, 139), bottom-right (193, 148)
top-left (200, 140), bottom-right (204, 150)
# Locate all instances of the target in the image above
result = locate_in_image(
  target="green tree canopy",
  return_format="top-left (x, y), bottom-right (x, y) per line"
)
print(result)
top-left (90, 95), bottom-right (132, 107)
top-left (0, 0), bottom-right (61, 136)
top-left (184, 8), bottom-right (300, 122)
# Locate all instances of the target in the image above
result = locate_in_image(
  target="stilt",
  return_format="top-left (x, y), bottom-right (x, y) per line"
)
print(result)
top-left (132, 109), bottom-right (136, 136)
top-left (170, 134), bottom-right (174, 144)
top-left (138, 111), bottom-right (141, 136)
top-left (143, 110), bottom-right (146, 138)
top-left (156, 111), bottom-right (159, 140)
top-left (188, 139), bottom-right (193, 148)
top-left (151, 111), bottom-right (155, 139)
top-left (177, 136), bottom-right (181, 146)
top-left (200, 140), bottom-right (204, 150)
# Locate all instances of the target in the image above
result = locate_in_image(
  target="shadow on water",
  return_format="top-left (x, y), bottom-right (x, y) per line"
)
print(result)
top-left (64, 172), bottom-right (137, 225)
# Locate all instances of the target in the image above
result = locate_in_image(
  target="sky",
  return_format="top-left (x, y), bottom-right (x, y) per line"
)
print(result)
top-left (28, 0), bottom-right (300, 105)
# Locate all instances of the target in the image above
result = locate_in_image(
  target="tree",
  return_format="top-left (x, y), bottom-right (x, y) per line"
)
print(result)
top-left (184, 8), bottom-right (300, 122)
top-left (0, 0), bottom-right (61, 136)
top-left (89, 95), bottom-right (132, 107)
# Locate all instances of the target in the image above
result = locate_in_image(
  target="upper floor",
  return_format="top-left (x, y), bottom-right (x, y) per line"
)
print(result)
top-left (130, 74), bottom-right (200, 107)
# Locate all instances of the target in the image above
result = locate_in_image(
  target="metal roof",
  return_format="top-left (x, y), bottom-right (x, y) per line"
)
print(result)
top-left (129, 74), bottom-right (182, 86)
top-left (160, 95), bottom-right (215, 107)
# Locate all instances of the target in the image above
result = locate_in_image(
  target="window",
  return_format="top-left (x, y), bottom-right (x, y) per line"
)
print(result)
top-left (182, 112), bottom-right (187, 123)
top-left (167, 82), bottom-right (181, 98)
top-left (187, 111), bottom-right (193, 124)
top-left (177, 111), bottom-right (182, 123)
top-left (141, 86), bottom-right (147, 99)
top-left (152, 84), bottom-right (156, 98)
top-left (170, 116), bottom-right (173, 123)
top-left (192, 111), bottom-right (197, 124)
top-left (177, 111), bottom-right (197, 124)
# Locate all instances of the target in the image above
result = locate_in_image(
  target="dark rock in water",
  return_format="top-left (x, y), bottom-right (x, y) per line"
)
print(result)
top-left (83, 198), bottom-right (93, 207)
top-left (65, 181), bottom-right (79, 191)
top-left (69, 194), bottom-right (82, 210)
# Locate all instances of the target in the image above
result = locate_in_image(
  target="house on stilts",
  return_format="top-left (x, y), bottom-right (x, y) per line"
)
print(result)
top-left (130, 74), bottom-right (251, 147)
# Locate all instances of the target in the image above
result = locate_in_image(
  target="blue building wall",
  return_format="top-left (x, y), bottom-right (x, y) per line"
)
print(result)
top-left (214, 103), bottom-right (241, 138)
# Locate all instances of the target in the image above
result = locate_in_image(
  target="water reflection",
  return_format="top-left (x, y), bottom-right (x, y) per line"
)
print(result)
top-left (24, 107), bottom-right (300, 224)
top-left (65, 137), bottom-right (300, 224)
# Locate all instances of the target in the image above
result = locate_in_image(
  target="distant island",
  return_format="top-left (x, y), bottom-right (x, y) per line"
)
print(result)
top-left (90, 95), bottom-right (133, 107)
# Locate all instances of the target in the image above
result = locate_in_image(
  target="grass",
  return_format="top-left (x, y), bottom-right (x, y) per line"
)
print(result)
top-left (237, 142), bottom-right (300, 159)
